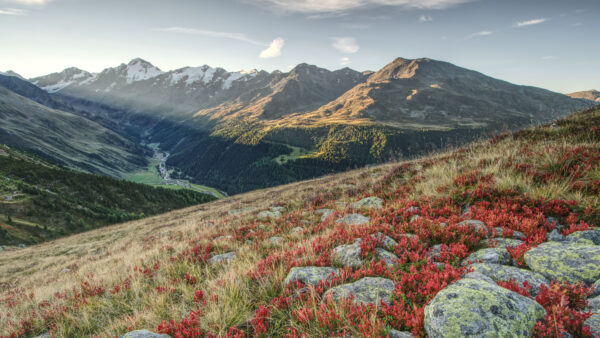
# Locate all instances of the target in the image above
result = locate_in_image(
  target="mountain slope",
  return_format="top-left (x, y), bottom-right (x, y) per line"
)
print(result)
top-left (0, 144), bottom-right (216, 245)
top-left (30, 58), bottom-right (593, 194)
top-left (0, 75), bottom-right (148, 177)
top-left (2, 106), bottom-right (600, 337)
top-left (568, 89), bottom-right (600, 102)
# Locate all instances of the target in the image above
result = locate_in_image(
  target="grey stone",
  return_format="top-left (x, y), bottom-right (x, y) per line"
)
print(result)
top-left (208, 252), bottom-right (235, 265)
top-left (18, 243), bottom-right (26, 249)
top-left (428, 244), bottom-right (443, 262)
top-left (524, 242), bottom-right (600, 284)
top-left (591, 279), bottom-right (600, 298)
top-left (291, 227), bottom-right (304, 233)
top-left (546, 216), bottom-right (564, 230)
top-left (349, 196), bottom-right (383, 210)
top-left (480, 237), bottom-right (523, 249)
top-left (463, 272), bottom-right (495, 284)
top-left (469, 263), bottom-right (550, 296)
top-left (267, 236), bottom-right (284, 246)
top-left (228, 206), bottom-right (257, 215)
top-left (283, 266), bottom-right (339, 287)
top-left (324, 277), bottom-right (395, 306)
top-left (118, 330), bottom-right (170, 338)
top-left (375, 248), bottom-right (399, 267)
top-left (316, 209), bottom-right (335, 222)
top-left (493, 227), bottom-right (526, 240)
top-left (461, 247), bottom-right (512, 266)
top-left (258, 209), bottom-right (281, 220)
top-left (585, 314), bottom-right (600, 336)
top-left (370, 232), bottom-right (398, 251)
top-left (567, 230), bottom-right (600, 245)
top-left (336, 214), bottom-right (370, 226)
top-left (60, 268), bottom-right (71, 274)
top-left (388, 329), bottom-right (413, 338)
top-left (410, 215), bottom-right (421, 222)
top-left (588, 296), bottom-right (600, 312)
top-left (548, 229), bottom-right (566, 242)
top-left (332, 242), bottom-right (363, 268)
top-left (457, 220), bottom-right (490, 238)
top-left (424, 278), bottom-right (546, 338)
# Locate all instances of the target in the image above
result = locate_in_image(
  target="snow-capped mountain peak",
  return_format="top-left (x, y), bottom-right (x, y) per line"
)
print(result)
top-left (123, 58), bottom-right (163, 84)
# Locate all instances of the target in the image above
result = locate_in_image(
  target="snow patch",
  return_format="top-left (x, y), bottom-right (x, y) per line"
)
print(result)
top-left (42, 81), bottom-right (74, 93)
top-left (126, 60), bottom-right (163, 84)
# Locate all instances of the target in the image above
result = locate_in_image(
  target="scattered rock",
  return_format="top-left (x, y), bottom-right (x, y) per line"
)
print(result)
top-left (316, 209), bottom-right (334, 222)
top-left (208, 252), bottom-right (235, 265)
top-left (370, 232), bottom-right (398, 250)
top-left (547, 229), bottom-right (566, 242)
top-left (332, 243), bottom-right (363, 268)
top-left (410, 215), bottom-right (421, 222)
top-left (463, 271), bottom-right (495, 284)
top-left (524, 242), bottom-right (600, 284)
top-left (428, 244), bottom-right (443, 262)
top-left (258, 209), bottom-right (282, 220)
top-left (480, 237), bottom-right (523, 249)
top-left (457, 220), bottom-right (490, 238)
top-left (118, 330), bottom-right (170, 338)
top-left (591, 280), bottom-right (600, 298)
top-left (424, 278), bottom-right (546, 337)
top-left (588, 296), bottom-right (600, 312)
top-left (216, 235), bottom-right (233, 241)
top-left (291, 227), bottom-right (304, 233)
top-left (60, 268), bottom-right (71, 274)
top-left (349, 196), bottom-right (383, 210)
top-left (335, 201), bottom-right (348, 209)
top-left (283, 266), bottom-right (339, 287)
top-left (461, 247), bottom-right (512, 266)
top-left (271, 206), bottom-right (286, 213)
top-left (324, 277), bottom-right (395, 306)
top-left (585, 314), bottom-right (600, 336)
top-left (545, 216), bottom-right (564, 230)
top-left (493, 227), bottom-right (526, 240)
top-left (336, 214), bottom-right (370, 226)
top-left (469, 263), bottom-right (550, 296)
top-left (228, 206), bottom-right (257, 215)
top-left (18, 244), bottom-right (26, 249)
top-left (388, 329), bottom-right (413, 338)
top-left (566, 230), bottom-right (600, 245)
top-left (267, 236), bottom-right (284, 246)
top-left (375, 248), bottom-right (399, 267)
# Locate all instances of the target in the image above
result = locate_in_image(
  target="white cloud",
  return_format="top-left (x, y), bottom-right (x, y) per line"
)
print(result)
top-left (332, 37), bottom-right (359, 54)
top-left (419, 15), bottom-right (433, 22)
top-left (514, 18), bottom-right (547, 27)
top-left (0, 8), bottom-right (25, 14)
top-left (471, 30), bottom-right (493, 37)
top-left (155, 27), bottom-right (266, 46)
top-left (247, 0), bottom-right (475, 13)
top-left (6, 0), bottom-right (48, 5)
top-left (259, 38), bottom-right (285, 58)
top-left (341, 57), bottom-right (351, 66)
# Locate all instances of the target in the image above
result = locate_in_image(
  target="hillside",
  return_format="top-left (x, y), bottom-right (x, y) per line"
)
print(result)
top-left (0, 145), bottom-right (216, 245)
top-left (568, 90), bottom-right (600, 102)
top-left (0, 75), bottom-right (148, 177)
top-left (2, 106), bottom-right (600, 337)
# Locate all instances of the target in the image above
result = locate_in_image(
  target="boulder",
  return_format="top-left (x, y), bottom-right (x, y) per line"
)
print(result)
top-left (585, 314), bottom-right (600, 336)
top-left (370, 232), bottom-right (399, 250)
top-left (388, 329), bottom-right (413, 338)
top-left (469, 263), bottom-right (550, 296)
top-left (283, 267), bottom-right (339, 287)
top-left (118, 330), bottom-right (170, 338)
top-left (424, 278), bottom-right (546, 337)
top-left (332, 243), bottom-right (363, 268)
top-left (480, 238), bottom-right (523, 249)
top-left (208, 252), bottom-right (235, 265)
top-left (567, 230), bottom-right (600, 245)
top-left (493, 227), bottom-right (526, 240)
top-left (349, 196), bottom-right (383, 210)
top-left (463, 272), bottom-right (495, 284)
top-left (336, 214), bottom-right (370, 226)
top-left (457, 220), bottom-right (490, 238)
top-left (591, 279), bottom-right (600, 298)
top-left (316, 209), bottom-right (335, 222)
top-left (324, 277), bottom-right (395, 306)
top-left (524, 242), bottom-right (600, 284)
top-left (375, 248), bottom-right (399, 267)
top-left (461, 247), bottom-right (512, 266)
top-left (547, 229), bottom-right (566, 242)
top-left (428, 244), bottom-right (443, 262)
top-left (291, 227), bottom-right (304, 233)
top-left (267, 236), bottom-right (284, 246)
top-left (588, 296), bottom-right (600, 312)
top-left (545, 216), bottom-right (564, 230)
top-left (258, 209), bottom-right (281, 220)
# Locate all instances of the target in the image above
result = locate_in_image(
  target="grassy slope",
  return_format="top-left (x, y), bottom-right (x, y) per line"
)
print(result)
top-left (1, 106), bottom-right (600, 337)
top-left (0, 146), bottom-right (217, 245)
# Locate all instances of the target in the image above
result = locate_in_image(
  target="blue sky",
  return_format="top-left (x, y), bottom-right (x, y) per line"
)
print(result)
top-left (0, 0), bottom-right (598, 93)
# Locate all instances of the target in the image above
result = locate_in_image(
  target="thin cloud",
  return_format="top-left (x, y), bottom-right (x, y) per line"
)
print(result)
top-left (332, 37), bottom-right (359, 54)
top-left (0, 8), bottom-right (25, 14)
top-left (471, 30), bottom-right (493, 37)
top-left (259, 38), bottom-right (285, 58)
top-left (6, 0), bottom-right (48, 4)
top-left (341, 57), bottom-right (351, 66)
top-left (419, 15), bottom-right (433, 22)
top-left (514, 18), bottom-right (547, 27)
top-left (247, 0), bottom-right (475, 14)
top-left (155, 27), bottom-right (266, 46)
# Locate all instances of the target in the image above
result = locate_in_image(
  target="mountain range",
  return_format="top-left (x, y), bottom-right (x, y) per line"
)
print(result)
top-left (16, 57), bottom-right (597, 193)
top-left (568, 89), bottom-right (600, 102)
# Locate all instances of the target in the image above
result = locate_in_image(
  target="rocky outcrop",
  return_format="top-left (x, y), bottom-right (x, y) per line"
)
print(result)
top-left (468, 263), bottom-right (550, 296)
top-left (424, 278), bottom-right (546, 337)
top-left (524, 242), bottom-right (600, 284)
top-left (461, 247), bottom-right (512, 266)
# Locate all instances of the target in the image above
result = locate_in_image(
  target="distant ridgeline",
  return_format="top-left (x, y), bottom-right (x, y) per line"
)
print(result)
top-left (0, 145), bottom-right (216, 246)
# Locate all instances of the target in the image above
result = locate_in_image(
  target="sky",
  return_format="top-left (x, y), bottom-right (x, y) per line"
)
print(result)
top-left (0, 0), bottom-right (598, 93)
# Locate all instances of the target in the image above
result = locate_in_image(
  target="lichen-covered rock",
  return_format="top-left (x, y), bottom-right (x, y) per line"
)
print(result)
top-left (461, 247), bottom-right (512, 266)
top-left (349, 196), bottom-right (383, 210)
top-left (283, 266), bottom-right (339, 287)
top-left (545, 216), bottom-right (564, 230)
top-left (375, 248), bottom-right (398, 267)
top-left (524, 242), bottom-right (600, 284)
top-left (493, 227), bottom-right (526, 240)
top-left (267, 236), bottom-right (284, 246)
top-left (258, 209), bottom-right (282, 220)
top-left (424, 278), bottom-right (546, 337)
top-left (371, 232), bottom-right (398, 250)
top-left (208, 252), bottom-right (235, 265)
top-left (469, 263), bottom-right (550, 296)
top-left (316, 209), bottom-right (335, 222)
top-left (457, 220), bottom-right (490, 238)
top-left (588, 296), bottom-right (600, 312)
top-left (591, 279), bottom-right (600, 298)
top-left (336, 214), bottom-right (370, 226)
top-left (118, 330), bottom-right (170, 338)
top-left (585, 314), bottom-right (600, 336)
top-left (547, 229), bottom-right (566, 242)
top-left (428, 244), bottom-right (443, 262)
top-left (324, 277), bottom-right (395, 306)
top-left (480, 238), bottom-right (523, 249)
top-left (388, 329), bottom-right (413, 338)
top-left (567, 230), bottom-right (600, 245)
top-left (463, 272), bottom-right (495, 284)
top-left (332, 243), bottom-right (363, 268)
top-left (291, 227), bottom-right (304, 233)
